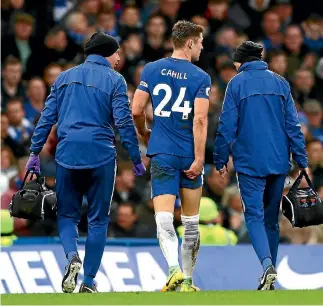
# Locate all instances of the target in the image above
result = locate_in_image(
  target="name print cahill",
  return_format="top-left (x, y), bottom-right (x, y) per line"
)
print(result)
top-left (161, 69), bottom-right (188, 79)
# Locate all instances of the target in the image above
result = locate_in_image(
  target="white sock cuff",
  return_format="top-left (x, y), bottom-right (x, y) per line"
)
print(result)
top-left (155, 211), bottom-right (174, 222)
top-left (181, 214), bottom-right (199, 223)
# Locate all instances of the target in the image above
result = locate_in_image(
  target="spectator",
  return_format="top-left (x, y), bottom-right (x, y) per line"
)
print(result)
top-left (190, 14), bottom-right (213, 70)
top-left (0, 146), bottom-right (17, 193)
top-left (1, 113), bottom-right (28, 158)
top-left (177, 197), bottom-right (238, 245)
top-left (207, 82), bottom-right (222, 136)
top-left (211, 52), bottom-right (230, 77)
top-left (24, 78), bottom-right (46, 123)
top-left (44, 63), bottom-right (63, 94)
top-left (96, 10), bottom-right (120, 40)
top-left (1, 56), bottom-right (25, 109)
top-left (280, 216), bottom-right (323, 244)
top-left (6, 97), bottom-right (33, 146)
top-left (108, 202), bottom-right (153, 238)
top-left (142, 13), bottom-right (166, 62)
top-left (315, 58), bottom-right (323, 103)
top-left (228, 0), bottom-right (271, 40)
top-left (132, 62), bottom-right (145, 87)
top-left (272, 0), bottom-right (293, 31)
top-left (1, 156), bottom-right (29, 236)
top-left (1, 0), bottom-right (26, 34)
top-left (267, 50), bottom-right (288, 80)
top-left (318, 186), bottom-right (323, 199)
top-left (205, 82), bottom-right (223, 161)
top-left (80, 0), bottom-right (101, 26)
top-left (121, 33), bottom-right (144, 82)
top-left (306, 139), bottom-right (323, 188)
top-left (203, 166), bottom-right (230, 208)
top-left (282, 25), bottom-right (310, 79)
top-left (155, 0), bottom-right (181, 36)
top-left (2, 12), bottom-right (42, 79)
top-left (119, 4), bottom-right (143, 39)
top-left (65, 11), bottom-right (89, 45)
top-left (214, 27), bottom-right (239, 59)
top-left (216, 60), bottom-right (237, 91)
top-left (301, 14), bottom-right (323, 54)
top-left (262, 10), bottom-right (283, 51)
top-left (205, 0), bottom-right (230, 33)
top-left (136, 199), bottom-right (157, 237)
top-left (222, 185), bottom-right (247, 238)
top-left (43, 28), bottom-right (82, 71)
top-left (292, 69), bottom-right (317, 106)
top-left (112, 161), bottom-right (143, 206)
top-left (303, 100), bottom-right (323, 142)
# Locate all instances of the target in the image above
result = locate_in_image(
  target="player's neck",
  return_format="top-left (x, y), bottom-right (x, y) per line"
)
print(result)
top-left (171, 50), bottom-right (191, 62)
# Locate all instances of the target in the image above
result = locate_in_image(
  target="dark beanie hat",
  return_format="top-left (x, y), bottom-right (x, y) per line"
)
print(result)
top-left (233, 41), bottom-right (263, 64)
top-left (84, 32), bottom-right (119, 57)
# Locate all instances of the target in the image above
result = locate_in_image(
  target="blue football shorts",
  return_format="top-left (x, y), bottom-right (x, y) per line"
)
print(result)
top-left (150, 153), bottom-right (203, 199)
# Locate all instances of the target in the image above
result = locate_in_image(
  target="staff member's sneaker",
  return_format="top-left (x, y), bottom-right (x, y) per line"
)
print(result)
top-left (79, 283), bottom-right (98, 293)
top-left (257, 265), bottom-right (277, 290)
top-left (62, 255), bottom-right (82, 293)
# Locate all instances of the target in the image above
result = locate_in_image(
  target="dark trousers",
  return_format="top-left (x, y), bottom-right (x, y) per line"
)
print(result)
top-left (237, 173), bottom-right (286, 267)
top-left (56, 159), bottom-right (116, 278)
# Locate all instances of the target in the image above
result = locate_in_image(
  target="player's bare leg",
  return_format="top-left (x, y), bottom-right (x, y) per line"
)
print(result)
top-left (179, 187), bottom-right (202, 292)
top-left (154, 194), bottom-right (184, 291)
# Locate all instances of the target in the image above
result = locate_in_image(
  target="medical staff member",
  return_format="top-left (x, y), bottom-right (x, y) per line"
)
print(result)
top-left (213, 41), bottom-right (308, 290)
top-left (26, 32), bottom-right (145, 293)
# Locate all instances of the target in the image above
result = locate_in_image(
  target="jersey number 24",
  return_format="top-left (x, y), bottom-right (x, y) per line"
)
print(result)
top-left (153, 83), bottom-right (192, 120)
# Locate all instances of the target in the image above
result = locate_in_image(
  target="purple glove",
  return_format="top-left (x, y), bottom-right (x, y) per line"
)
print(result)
top-left (25, 153), bottom-right (41, 173)
top-left (133, 162), bottom-right (146, 177)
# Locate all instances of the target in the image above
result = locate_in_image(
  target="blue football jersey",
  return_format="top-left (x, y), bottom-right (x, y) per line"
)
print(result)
top-left (137, 57), bottom-right (211, 158)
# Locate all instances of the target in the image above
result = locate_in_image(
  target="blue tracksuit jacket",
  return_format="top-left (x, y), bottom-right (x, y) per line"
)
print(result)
top-left (30, 55), bottom-right (141, 169)
top-left (213, 61), bottom-right (308, 177)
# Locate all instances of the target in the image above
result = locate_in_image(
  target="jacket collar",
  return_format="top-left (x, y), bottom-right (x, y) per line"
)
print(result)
top-left (86, 54), bottom-right (111, 68)
top-left (238, 60), bottom-right (268, 73)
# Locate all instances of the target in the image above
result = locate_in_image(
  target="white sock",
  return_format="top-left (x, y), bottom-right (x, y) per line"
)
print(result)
top-left (155, 212), bottom-right (179, 268)
top-left (181, 214), bottom-right (200, 279)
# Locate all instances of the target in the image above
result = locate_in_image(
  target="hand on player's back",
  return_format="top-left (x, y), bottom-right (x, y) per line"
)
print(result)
top-left (184, 159), bottom-right (204, 180)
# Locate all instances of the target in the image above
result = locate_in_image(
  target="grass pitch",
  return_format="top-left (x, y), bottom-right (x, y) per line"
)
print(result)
top-left (1, 290), bottom-right (322, 305)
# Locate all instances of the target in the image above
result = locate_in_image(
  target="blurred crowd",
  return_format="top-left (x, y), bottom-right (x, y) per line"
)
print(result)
top-left (1, 0), bottom-right (323, 245)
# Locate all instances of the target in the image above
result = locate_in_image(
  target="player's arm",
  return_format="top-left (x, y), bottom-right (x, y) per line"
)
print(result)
top-left (213, 80), bottom-right (238, 171)
top-left (193, 98), bottom-right (209, 159)
top-left (132, 65), bottom-right (151, 146)
top-left (132, 89), bottom-right (150, 144)
top-left (184, 75), bottom-right (210, 179)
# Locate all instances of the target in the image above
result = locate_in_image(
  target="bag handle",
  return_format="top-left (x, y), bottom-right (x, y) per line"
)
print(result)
top-left (302, 170), bottom-right (317, 193)
top-left (290, 170), bottom-right (317, 193)
top-left (20, 167), bottom-right (41, 190)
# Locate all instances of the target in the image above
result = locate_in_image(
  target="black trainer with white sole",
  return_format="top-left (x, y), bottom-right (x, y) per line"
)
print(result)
top-left (62, 255), bottom-right (82, 293)
top-left (79, 283), bottom-right (98, 293)
top-left (257, 265), bottom-right (277, 290)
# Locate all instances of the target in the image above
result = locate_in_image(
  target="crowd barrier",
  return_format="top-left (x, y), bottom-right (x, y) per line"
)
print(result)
top-left (1, 240), bottom-right (323, 293)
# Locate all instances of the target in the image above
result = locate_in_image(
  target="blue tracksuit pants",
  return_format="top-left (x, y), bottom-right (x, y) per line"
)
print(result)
top-left (56, 159), bottom-right (116, 279)
top-left (237, 173), bottom-right (287, 267)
